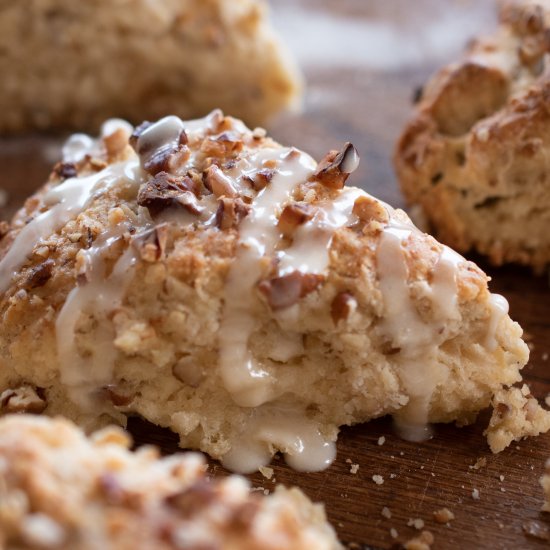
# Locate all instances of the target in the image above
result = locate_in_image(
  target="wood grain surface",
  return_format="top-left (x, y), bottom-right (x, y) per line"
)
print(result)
top-left (1, 1), bottom-right (549, 548)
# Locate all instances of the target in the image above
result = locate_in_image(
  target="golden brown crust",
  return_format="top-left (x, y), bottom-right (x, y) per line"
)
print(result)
top-left (0, 415), bottom-right (341, 549)
top-left (395, 0), bottom-right (550, 272)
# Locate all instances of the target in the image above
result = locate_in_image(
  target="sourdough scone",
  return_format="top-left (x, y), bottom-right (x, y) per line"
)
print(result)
top-left (0, 0), bottom-right (301, 133)
top-left (395, 0), bottom-right (550, 271)
top-left (0, 415), bottom-right (340, 550)
top-left (0, 111), bottom-right (540, 473)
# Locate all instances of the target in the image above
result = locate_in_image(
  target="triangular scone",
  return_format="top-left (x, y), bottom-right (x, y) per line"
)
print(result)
top-left (395, 0), bottom-right (550, 272)
top-left (0, 0), bottom-right (300, 133)
top-left (0, 415), bottom-right (340, 550)
top-left (0, 112), bottom-right (534, 473)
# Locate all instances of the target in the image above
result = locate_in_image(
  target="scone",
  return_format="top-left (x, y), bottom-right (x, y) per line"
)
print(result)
top-left (395, 0), bottom-right (550, 271)
top-left (0, 111), bottom-right (539, 474)
top-left (0, 0), bottom-right (301, 133)
top-left (0, 414), bottom-right (340, 550)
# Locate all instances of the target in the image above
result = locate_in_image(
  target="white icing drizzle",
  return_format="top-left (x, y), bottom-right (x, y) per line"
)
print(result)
top-left (61, 133), bottom-right (97, 164)
top-left (278, 187), bottom-right (364, 275)
top-left (182, 110), bottom-right (248, 141)
top-left (0, 159), bottom-right (141, 294)
top-left (429, 246), bottom-right (463, 321)
top-left (221, 411), bottom-right (336, 474)
top-left (218, 148), bottom-right (317, 408)
top-left (100, 118), bottom-right (134, 138)
top-left (135, 115), bottom-right (185, 164)
top-left (376, 220), bottom-right (463, 441)
top-left (485, 294), bottom-right (509, 351)
top-left (56, 225), bottom-right (140, 402)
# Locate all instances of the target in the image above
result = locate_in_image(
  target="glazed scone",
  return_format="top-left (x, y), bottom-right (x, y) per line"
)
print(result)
top-left (0, 0), bottom-right (301, 133)
top-left (395, 0), bottom-right (550, 271)
top-left (0, 111), bottom-right (538, 474)
top-left (0, 415), bottom-right (340, 550)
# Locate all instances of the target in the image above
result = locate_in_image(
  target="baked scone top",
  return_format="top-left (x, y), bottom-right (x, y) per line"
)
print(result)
top-left (0, 111), bottom-right (530, 472)
top-left (395, 0), bottom-right (550, 270)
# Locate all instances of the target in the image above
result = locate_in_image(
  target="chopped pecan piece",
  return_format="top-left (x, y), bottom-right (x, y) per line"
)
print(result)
top-left (132, 224), bottom-right (169, 262)
top-left (52, 162), bottom-right (77, 181)
top-left (201, 132), bottom-right (243, 158)
top-left (243, 168), bottom-right (274, 191)
top-left (129, 121), bottom-right (152, 149)
top-left (277, 203), bottom-right (315, 238)
top-left (0, 385), bottom-right (46, 414)
top-left (215, 197), bottom-right (251, 230)
top-left (352, 194), bottom-right (389, 224)
top-left (312, 143), bottom-right (360, 189)
top-left (144, 144), bottom-right (190, 175)
top-left (230, 500), bottom-right (261, 531)
top-left (204, 165), bottom-right (237, 198)
top-left (138, 172), bottom-right (202, 217)
top-left (102, 385), bottom-right (134, 407)
top-left (165, 481), bottom-right (217, 518)
top-left (130, 119), bottom-right (189, 175)
top-left (331, 292), bottom-right (358, 324)
top-left (24, 259), bottom-right (54, 289)
top-left (258, 271), bottom-right (323, 310)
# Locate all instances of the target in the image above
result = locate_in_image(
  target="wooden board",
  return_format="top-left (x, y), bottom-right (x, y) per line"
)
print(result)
top-left (1, 0), bottom-right (549, 548)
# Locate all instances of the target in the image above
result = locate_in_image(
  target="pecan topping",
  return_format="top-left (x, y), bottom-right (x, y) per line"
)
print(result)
top-left (137, 172), bottom-right (202, 217)
top-left (312, 143), bottom-right (360, 189)
top-left (201, 132), bottom-right (243, 158)
top-left (215, 197), bottom-right (251, 230)
top-left (331, 292), bottom-right (358, 324)
top-left (52, 162), bottom-right (77, 181)
top-left (258, 271), bottom-right (323, 310)
top-left (277, 203), bottom-right (315, 238)
top-left (144, 144), bottom-right (190, 176)
top-left (352, 195), bottom-right (389, 224)
top-left (24, 259), bottom-right (54, 289)
top-left (204, 165), bottom-right (237, 198)
top-left (129, 121), bottom-right (152, 149)
top-left (244, 168), bottom-right (274, 191)
top-left (230, 500), bottom-right (261, 531)
top-left (132, 224), bottom-right (169, 263)
top-left (165, 481), bottom-right (216, 518)
top-left (0, 385), bottom-right (46, 414)
top-left (130, 118), bottom-right (189, 175)
top-left (102, 385), bottom-right (134, 407)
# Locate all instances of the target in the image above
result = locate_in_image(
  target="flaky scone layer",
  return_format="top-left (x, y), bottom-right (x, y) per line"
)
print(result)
top-left (0, 0), bottom-right (301, 133)
top-left (0, 415), bottom-right (340, 550)
top-left (395, 0), bottom-right (550, 271)
top-left (0, 111), bottom-right (536, 473)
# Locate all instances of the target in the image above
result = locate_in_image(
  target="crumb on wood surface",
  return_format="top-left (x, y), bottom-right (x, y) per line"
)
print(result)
top-left (433, 508), bottom-right (455, 524)
top-left (404, 530), bottom-right (434, 550)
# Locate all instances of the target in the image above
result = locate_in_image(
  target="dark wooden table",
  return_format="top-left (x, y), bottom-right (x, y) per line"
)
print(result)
top-left (1, 1), bottom-right (549, 548)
